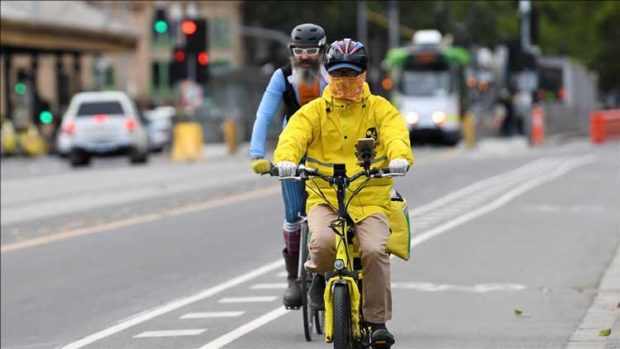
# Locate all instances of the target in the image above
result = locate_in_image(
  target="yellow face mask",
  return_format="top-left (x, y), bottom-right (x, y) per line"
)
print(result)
top-left (328, 72), bottom-right (367, 102)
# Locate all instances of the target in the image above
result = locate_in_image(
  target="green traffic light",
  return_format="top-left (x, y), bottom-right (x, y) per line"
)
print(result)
top-left (39, 110), bottom-right (53, 124)
top-left (154, 20), bottom-right (168, 34)
top-left (14, 82), bottom-right (26, 96)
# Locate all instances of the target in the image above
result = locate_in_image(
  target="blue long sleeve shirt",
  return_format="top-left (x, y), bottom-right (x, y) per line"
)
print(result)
top-left (249, 66), bottom-right (328, 158)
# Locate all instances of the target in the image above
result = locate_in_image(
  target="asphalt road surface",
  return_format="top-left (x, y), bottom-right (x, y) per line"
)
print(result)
top-left (1, 138), bottom-right (619, 349)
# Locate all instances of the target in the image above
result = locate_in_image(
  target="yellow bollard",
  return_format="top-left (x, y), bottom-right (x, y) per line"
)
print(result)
top-left (171, 121), bottom-right (204, 162)
top-left (462, 112), bottom-right (476, 149)
top-left (223, 118), bottom-right (237, 154)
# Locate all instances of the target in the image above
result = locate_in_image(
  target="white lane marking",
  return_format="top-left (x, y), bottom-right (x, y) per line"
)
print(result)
top-left (409, 156), bottom-right (594, 247)
top-left (276, 271), bottom-right (287, 277)
top-left (392, 282), bottom-right (527, 293)
top-left (250, 283), bottom-right (287, 290)
top-left (60, 156), bottom-right (594, 349)
top-left (134, 329), bottom-right (206, 338)
top-left (192, 155), bottom-right (594, 349)
top-left (218, 296), bottom-right (277, 303)
top-left (410, 157), bottom-right (560, 217)
top-left (197, 307), bottom-right (289, 349)
top-left (181, 312), bottom-right (245, 319)
top-left (59, 260), bottom-right (283, 349)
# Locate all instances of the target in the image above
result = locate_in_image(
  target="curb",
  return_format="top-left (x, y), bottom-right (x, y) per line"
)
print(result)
top-left (566, 242), bottom-right (620, 348)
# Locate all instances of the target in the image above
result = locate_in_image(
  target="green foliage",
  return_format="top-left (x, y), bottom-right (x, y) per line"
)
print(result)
top-left (242, 0), bottom-right (619, 92)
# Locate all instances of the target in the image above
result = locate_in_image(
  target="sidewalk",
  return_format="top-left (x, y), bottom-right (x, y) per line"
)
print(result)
top-left (566, 241), bottom-right (620, 348)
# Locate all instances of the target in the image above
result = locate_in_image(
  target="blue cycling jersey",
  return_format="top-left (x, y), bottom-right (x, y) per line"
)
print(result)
top-left (249, 66), bottom-right (328, 158)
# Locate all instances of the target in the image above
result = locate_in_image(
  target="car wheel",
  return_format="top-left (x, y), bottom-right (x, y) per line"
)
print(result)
top-left (129, 147), bottom-right (149, 164)
top-left (70, 149), bottom-right (91, 167)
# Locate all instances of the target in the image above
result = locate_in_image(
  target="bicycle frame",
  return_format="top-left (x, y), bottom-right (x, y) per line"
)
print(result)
top-left (323, 163), bottom-right (364, 343)
top-left (272, 162), bottom-right (400, 347)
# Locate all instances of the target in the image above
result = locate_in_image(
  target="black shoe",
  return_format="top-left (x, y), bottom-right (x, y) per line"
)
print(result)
top-left (308, 274), bottom-right (325, 310)
top-left (370, 324), bottom-right (395, 348)
top-left (282, 248), bottom-right (302, 309)
top-left (283, 279), bottom-right (302, 308)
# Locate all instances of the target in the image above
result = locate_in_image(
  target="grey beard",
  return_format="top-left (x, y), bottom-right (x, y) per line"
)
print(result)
top-left (290, 57), bottom-right (320, 86)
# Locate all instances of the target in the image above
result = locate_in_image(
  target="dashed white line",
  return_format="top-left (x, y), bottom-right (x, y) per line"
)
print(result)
top-left (218, 296), bottom-right (277, 303)
top-left (250, 283), bottom-right (287, 290)
top-left (59, 260), bottom-right (283, 349)
top-left (180, 312), bottom-right (245, 319)
top-left (196, 307), bottom-right (290, 349)
top-left (392, 282), bottom-right (527, 293)
top-left (134, 329), bottom-right (206, 338)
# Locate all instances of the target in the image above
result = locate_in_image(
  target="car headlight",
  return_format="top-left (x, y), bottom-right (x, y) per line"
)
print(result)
top-left (405, 111), bottom-right (419, 124)
top-left (432, 111), bottom-right (447, 125)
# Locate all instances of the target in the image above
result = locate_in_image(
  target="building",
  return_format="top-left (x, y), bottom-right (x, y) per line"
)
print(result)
top-left (1, 0), bottom-right (243, 130)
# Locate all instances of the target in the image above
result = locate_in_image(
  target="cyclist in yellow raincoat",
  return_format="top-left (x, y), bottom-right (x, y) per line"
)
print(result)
top-left (274, 38), bottom-right (413, 347)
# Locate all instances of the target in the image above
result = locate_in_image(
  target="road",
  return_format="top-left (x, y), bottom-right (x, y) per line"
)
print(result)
top-left (1, 138), bottom-right (619, 349)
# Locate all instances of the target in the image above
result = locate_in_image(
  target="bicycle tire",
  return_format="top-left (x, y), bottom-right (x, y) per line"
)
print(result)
top-left (333, 283), bottom-right (353, 349)
top-left (315, 309), bottom-right (325, 335)
top-left (300, 221), bottom-right (314, 341)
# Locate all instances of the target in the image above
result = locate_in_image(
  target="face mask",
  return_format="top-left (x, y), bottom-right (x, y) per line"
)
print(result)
top-left (328, 72), bottom-right (366, 102)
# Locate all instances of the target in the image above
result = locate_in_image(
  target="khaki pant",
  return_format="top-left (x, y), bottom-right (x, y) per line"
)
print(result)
top-left (305, 204), bottom-right (392, 323)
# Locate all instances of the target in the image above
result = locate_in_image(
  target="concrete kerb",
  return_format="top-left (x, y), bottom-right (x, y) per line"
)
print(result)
top-left (566, 241), bottom-right (620, 349)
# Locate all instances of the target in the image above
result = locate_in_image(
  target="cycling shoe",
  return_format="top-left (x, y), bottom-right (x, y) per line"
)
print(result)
top-left (370, 328), bottom-right (395, 348)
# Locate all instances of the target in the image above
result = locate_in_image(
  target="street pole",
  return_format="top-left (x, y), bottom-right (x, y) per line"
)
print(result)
top-left (519, 0), bottom-right (531, 51)
top-left (388, 0), bottom-right (399, 49)
top-left (357, 1), bottom-right (368, 45)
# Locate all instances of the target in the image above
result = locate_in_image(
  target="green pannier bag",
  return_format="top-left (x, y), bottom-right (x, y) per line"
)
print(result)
top-left (386, 190), bottom-right (411, 261)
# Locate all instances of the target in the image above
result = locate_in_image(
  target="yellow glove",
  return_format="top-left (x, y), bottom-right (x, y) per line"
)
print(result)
top-left (251, 158), bottom-right (271, 174)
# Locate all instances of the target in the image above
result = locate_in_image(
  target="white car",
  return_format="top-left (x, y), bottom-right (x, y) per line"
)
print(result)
top-left (57, 91), bottom-right (149, 167)
top-left (144, 106), bottom-right (175, 152)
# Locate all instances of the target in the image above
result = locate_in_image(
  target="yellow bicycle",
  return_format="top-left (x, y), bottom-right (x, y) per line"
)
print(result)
top-left (272, 138), bottom-right (401, 349)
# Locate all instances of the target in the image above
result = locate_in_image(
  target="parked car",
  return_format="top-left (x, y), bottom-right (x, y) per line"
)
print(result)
top-left (144, 106), bottom-right (175, 152)
top-left (56, 91), bottom-right (149, 167)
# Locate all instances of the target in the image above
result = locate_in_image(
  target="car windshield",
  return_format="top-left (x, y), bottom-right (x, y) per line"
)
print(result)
top-left (77, 101), bottom-right (124, 116)
top-left (399, 70), bottom-right (451, 97)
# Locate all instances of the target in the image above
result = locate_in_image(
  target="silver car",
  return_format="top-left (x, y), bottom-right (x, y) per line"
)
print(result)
top-left (57, 91), bottom-right (149, 167)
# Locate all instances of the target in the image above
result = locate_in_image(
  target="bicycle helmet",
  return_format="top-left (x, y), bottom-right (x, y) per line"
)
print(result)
top-left (324, 39), bottom-right (368, 73)
top-left (289, 23), bottom-right (327, 48)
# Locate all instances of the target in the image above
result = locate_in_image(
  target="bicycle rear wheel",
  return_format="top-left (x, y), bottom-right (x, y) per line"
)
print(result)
top-left (300, 221), bottom-right (314, 341)
top-left (332, 283), bottom-right (353, 349)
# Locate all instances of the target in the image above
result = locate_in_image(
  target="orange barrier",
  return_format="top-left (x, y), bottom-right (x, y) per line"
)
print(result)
top-left (531, 105), bottom-right (544, 146)
top-left (590, 109), bottom-right (620, 144)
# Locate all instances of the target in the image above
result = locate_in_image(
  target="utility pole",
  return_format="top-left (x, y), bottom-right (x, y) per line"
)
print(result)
top-left (519, 0), bottom-right (531, 51)
top-left (357, 1), bottom-right (368, 44)
top-left (388, 0), bottom-right (399, 48)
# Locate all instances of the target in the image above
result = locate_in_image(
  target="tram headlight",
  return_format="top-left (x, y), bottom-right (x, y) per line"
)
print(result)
top-left (405, 111), bottom-right (419, 125)
top-left (432, 111), bottom-right (447, 126)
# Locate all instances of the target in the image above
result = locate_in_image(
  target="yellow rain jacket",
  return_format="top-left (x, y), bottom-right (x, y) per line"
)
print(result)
top-left (274, 83), bottom-right (414, 223)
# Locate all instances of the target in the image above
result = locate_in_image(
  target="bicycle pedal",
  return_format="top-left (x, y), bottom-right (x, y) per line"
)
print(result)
top-left (371, 339), bottom-right (394, 349)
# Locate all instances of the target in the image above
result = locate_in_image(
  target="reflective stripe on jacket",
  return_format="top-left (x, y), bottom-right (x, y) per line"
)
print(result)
top-left (274, 83), bottom-right (414, 222)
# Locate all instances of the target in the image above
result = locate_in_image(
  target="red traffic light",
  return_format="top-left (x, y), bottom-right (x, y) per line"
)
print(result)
top-left (197, 51), bottom-right (209, 66)
top-left (174, 50), bottom-right (186, 62)
top-left (181, 19), bottom-right (197, 35)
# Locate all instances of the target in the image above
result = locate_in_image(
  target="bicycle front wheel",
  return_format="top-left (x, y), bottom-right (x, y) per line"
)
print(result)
top-left (300, 221), bottom-right (314, 341)
top-left (332, 283), bottom-right (353, 349)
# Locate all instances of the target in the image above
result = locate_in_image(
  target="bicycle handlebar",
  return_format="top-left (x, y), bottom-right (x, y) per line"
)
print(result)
top-left (267, 163), bottom-right (404, 182)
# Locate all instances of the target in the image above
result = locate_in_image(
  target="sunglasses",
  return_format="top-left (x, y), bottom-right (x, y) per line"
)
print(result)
top-left (329, 69), bottom-right (361, 78)
top-left (291, 47), bottom-right (321, 56)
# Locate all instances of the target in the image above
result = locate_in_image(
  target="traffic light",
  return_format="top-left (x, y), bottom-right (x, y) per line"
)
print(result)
top-left (14, 70), bottom-right (28, 96)
top-left (35, 100), bottom-right (54, 125)
top-left (181, 18), bottom-right (207, 52)
top-left (152, 8), bottom-right (169, 39)
top-left (170, 18), bottom-right (210, 85)
top-left (170, 46), bottom-right (188, 85)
